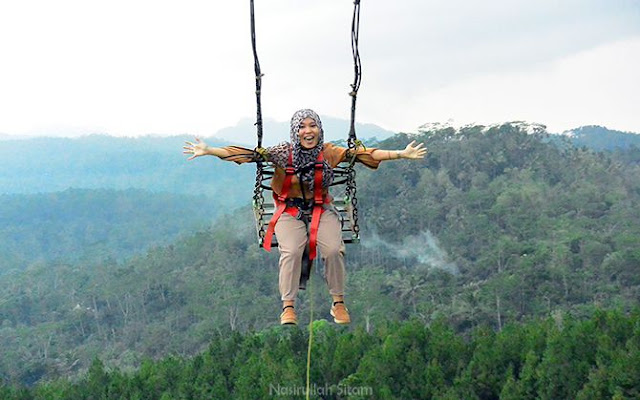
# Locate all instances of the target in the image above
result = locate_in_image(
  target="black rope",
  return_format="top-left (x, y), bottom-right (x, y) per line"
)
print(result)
top-left (250, 0), bottom-right (264, 148)
top-left (348, 0), bottom-right (362, 148)
top-left (250, 0), bottom-right (267, 245)
top-left (249, 0), bottom-right (363, 244)
top-left (346, 0), bottom-right (362, 241)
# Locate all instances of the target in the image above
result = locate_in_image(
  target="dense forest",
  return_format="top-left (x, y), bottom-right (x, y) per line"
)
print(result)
top-left (0, 189), bottom-right (219, 271)
top-left (1, 309), bottom-right (638, 399)
top-left (1, 123), bottom-right (640, 396)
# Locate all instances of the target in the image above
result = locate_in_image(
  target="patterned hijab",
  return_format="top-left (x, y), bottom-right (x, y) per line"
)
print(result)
top-left (268, 109), bottom-right (334, 193)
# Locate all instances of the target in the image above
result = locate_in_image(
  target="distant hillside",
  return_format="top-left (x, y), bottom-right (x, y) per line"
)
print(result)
top-left (0, 116), bottom-right (394, 200)
top-left (560, 125), bottom-right (640, 151)
top-left (3, 124), bottom-right (635, 201)
top-left (0, 135), bottom-right (256, 208)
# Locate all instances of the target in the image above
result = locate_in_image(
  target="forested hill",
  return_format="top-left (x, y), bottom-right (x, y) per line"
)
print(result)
top-left (0, 189), bottom-right (219, 272)
top-left (1, 122), bottom-right (640, 388)
top-left (356, 123), bottom-right (639, 323)
top-left (561, 125), bottom-right (640, 151)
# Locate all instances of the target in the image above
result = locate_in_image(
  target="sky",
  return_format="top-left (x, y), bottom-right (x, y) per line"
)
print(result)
top-left (0, 0), bottom-right (639, 138)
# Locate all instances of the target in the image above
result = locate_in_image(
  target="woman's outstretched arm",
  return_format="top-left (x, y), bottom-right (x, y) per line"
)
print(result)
top-left (183, 137), bottom-right (231, 161)
top-left (183, 137), bottom-right (261, 164)
top-left (370, 140), bottom-right (427, 161)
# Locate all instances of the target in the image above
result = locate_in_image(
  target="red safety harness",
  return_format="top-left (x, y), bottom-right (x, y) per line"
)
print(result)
top-left (263, 148), bottom-right (328, 260)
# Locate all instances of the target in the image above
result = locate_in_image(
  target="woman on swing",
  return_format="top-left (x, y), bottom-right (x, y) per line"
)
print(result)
top-left (184, 108), bottom-right (426, 325)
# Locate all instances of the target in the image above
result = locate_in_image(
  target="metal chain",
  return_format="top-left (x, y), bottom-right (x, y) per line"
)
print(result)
top-left (346, 165), bottom-right (360, 240)
top-left (253, 164), bottom-right (267, 245)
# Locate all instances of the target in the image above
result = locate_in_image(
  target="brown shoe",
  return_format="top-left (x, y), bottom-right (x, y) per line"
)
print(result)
top-left (280, 306), bottom-right (297, 325)
top-left (330, 302), bottom-right (351, 324)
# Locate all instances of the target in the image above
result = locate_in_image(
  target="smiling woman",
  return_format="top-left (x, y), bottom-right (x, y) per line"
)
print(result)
top-left (183, 108), bottom-right (426, 326)
top-left (298, 117), bottom-right (320, 149)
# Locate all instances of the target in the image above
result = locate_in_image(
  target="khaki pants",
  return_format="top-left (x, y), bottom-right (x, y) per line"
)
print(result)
top-left (274, 206), bottom-right (346, 301)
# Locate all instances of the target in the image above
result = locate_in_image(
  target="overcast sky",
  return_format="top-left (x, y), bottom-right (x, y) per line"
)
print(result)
top-left (1, 0), bottom-right (638, 138)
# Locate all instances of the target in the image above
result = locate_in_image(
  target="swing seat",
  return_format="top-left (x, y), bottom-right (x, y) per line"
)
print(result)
top-left (253, 163), bottom-right (360, 248)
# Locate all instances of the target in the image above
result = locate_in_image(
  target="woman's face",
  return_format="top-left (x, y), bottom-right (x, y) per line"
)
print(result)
top-left (297, 117), bottom-right (321, 149)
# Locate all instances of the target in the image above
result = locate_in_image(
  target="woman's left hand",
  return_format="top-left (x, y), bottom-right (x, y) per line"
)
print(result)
top-left (401, 140), bottom-right (427, 159)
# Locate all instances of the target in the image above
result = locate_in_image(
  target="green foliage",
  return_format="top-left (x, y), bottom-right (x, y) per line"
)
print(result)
top-left (4, 310), bottom-right (640, 399)
top-left (1, 122), bottom-right (640, 390)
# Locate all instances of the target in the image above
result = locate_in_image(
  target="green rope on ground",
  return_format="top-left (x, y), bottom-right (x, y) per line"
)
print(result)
top-left (305, 272), bottom-right (314, 400)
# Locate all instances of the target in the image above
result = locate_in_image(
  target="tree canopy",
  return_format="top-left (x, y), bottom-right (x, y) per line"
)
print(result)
top-left (1, 123), bottom-right (639, 393)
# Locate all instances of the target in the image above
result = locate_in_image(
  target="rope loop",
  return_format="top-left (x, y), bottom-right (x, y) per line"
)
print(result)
top-left (254, 147), bottom-right (269, 162)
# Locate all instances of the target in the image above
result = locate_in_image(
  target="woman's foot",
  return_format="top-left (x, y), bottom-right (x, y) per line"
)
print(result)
top-left (280, 305), bottom-right (297, 325)
top-left (330, 301), bottom-right (350, 324)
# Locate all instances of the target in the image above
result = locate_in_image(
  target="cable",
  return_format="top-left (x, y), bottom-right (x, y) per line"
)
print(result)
top-left (305, 273), bottom-right (314, 400)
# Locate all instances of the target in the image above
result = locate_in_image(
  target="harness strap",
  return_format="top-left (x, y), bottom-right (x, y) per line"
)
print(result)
top-left (263, 149), bottom-right (326, 261)
top-left (263, 149), bottom-right (294, 251)
top-left (308, 153), bottom-right (325, 260)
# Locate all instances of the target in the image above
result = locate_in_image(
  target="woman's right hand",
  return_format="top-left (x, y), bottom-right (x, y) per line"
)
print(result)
top-left (183, 137), bottom-right (209, 160)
